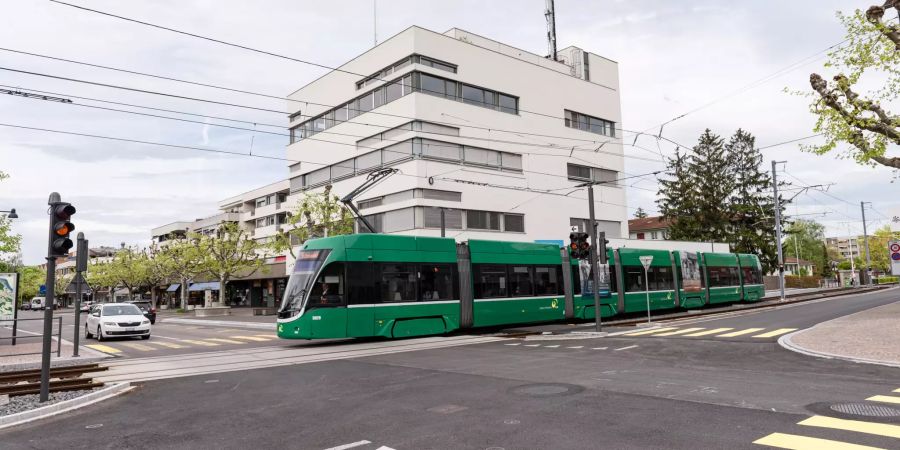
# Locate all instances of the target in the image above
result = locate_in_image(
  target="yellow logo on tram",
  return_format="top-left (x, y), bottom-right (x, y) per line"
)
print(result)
top-left (550, 299), bottom-right (559, 309)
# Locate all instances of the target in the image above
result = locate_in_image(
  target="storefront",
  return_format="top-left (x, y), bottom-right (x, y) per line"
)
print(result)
top-left (223, 260), bottom-right (287, 309)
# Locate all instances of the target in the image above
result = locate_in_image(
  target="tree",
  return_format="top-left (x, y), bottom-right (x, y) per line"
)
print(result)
top-left (271, 185), bottom-right (355, 258)
top-left (783, 219), bottom-right (828, 276)
top-left (0, 171), bottom-right (21, 272)
top-left (801, 3), bottom-right (900, 169)
top-left (688, 130), bottom-right (735, 242)
top-left (85, 261), bottom-right (116, 303)
top-left (657, 147), bottom-right (701, 240)
top-left (633, 207), bottom-right (649, 219)
top-left (200, 221), bottom-right (267, 306)
top-left (15, 266), bottom-right (43, 304)
top-left (106, 247), bottom-right (151, 300)
top-left (146, 243), bottom-right (175, 308)
top-left (156, 234), bottom-right (206, 309)
top-left (726, 129), bottom-right (782, 273)
top-left (864, 225), bottom-right (900, 272)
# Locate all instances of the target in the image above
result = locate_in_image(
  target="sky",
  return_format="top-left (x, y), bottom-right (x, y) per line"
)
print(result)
top-left (1, 0), bottom-right (898, 265)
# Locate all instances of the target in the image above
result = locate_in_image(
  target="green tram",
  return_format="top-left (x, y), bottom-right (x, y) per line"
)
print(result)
top-left (276, 234), bottom-right (765, 340)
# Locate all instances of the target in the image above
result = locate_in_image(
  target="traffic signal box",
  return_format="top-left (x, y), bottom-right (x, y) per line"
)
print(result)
top-left (569, 232), bottom-right (590, 260)
top-left (49, 202), bottom-right (76, 257)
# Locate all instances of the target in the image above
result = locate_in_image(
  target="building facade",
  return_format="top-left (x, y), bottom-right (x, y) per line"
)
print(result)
top-left (825, 236), bottom-right (860, 261)
top-left (628, 216), bottom-right (671, 240)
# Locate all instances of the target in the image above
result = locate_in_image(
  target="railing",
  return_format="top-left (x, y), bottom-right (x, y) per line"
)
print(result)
top-left (0, 317), bottom-right (63, 357)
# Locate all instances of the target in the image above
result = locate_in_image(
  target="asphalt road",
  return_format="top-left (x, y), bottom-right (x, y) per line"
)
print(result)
top-left (3, 288), bottom-right (900, 449)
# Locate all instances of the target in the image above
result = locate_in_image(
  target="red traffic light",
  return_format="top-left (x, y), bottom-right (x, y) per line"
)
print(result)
top-left (52, 203), bottom-right (76, 220)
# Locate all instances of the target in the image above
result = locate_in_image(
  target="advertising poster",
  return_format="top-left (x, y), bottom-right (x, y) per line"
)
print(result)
top-left (579, 260), bottom-right (610, 297)
top-left (680, 251), bottom-right (702, 292)
top-left (0, 273), bottom-right (17, 321)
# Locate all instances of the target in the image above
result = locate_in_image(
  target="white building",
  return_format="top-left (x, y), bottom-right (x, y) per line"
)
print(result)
top-left (285, 26), bottom-right (626, 243)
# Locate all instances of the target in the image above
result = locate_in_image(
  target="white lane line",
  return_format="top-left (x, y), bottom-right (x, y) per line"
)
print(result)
top-left (566, 346), bottom-right (584, 349)
top-left (323, 440), bottom-right (372, 450)
top-left (523, 344), bottom-right (541, 347)
top-left (504, 343), bottom-right (522, 346)
top-left (591, 347), bottom-right (608, 350)
top-left (544, 345), bottom-right (560, 348)
top-left (375, 447), bottom-right (396, 450)
top-left (613, 345), bottom-right (638, 351)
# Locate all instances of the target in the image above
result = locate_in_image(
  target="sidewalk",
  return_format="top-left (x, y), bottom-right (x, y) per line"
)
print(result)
top-left (0, 339), bottom-right (109, 372)
top-left (158, 308), bottom-right (276, 330)
top-left (781, 299), bottom-right (900, 368)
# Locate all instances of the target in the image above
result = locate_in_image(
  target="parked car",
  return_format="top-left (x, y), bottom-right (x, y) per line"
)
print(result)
top-left (79, 301), bottom-right (93, 312)
top-left (30, 297), bottom-right (46, 310)
top-left (127, 300), bottom-right (157, 325)
top-left (85, 303), bottom-right (151, 341)
top-left (19, 300), bottom-right (31, 310)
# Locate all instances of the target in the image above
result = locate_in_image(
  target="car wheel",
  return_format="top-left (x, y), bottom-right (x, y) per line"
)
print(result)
top-left (85, 324), bottom-right (93, 339)
top-left (97, 326), bottom-right (104, 342)
top-left (141, 335), bottom-right (150, 340)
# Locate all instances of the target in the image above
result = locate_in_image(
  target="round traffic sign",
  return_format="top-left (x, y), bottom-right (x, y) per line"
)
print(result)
top-left (891, 243), bottom-right (900, 253)
top-left (892, 253), bottom-right (900, 261)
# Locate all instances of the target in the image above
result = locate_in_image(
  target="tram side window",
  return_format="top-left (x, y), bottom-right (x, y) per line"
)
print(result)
top-left (572, 266), bottom-right (581, 295)
top-left (534, 266), bottom-right (563, 295)
top-left (508, 266), bottom-right (534, 297)
top-left (707, 266), bottom-right (740, 287)
top-left (650, 266), bottom-right (675, 291)
top-left (380, 263), bottom-right (417, 302)
top-left (347, 262), bottom-right (376, 305)
top-left (474, 264), bottom-right (508, 298)
top-left (307, 263), bottom-right (345, 307)
top-left (741, 266), bottom-right (762, 285)
top-left (419, 264), bottom-right (456, 301)
top-left (624, 266), bottom-right (645, 292)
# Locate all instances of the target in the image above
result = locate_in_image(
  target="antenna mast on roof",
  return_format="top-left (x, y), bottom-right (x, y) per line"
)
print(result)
top-left (373, 0), bottom-right (378, 46)
top-left (545, 0), bottom-right (558, 61)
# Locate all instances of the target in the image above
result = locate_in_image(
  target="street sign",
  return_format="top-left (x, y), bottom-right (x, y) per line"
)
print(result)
top-left (570, 225), bottom-right (579, 233)
top-left (890, 240), bottom-right (900, 276)
top-left (65, 273), bottom-right (93, 294)
top-left (639, 255), bottom-right (653, 270)
top-left (39, 284), bottom-right (46, 295)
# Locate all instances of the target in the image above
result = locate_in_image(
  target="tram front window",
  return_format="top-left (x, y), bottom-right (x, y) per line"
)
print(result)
top-left (279, 249), bottom-right (330, 317)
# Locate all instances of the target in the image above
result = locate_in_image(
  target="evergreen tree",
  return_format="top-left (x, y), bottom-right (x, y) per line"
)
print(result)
top-left (725, 129), bottom-right (780, 273)
top-left (686, 129), bottom-right (733, 242)
top-left (633, 207), bottom-right (648, 219)
top-left (657, 147), bottom-right (699, 240)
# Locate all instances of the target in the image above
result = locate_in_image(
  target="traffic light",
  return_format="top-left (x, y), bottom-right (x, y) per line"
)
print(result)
top-left (569, 232), bottom-right (590, 259)
top-left (598, 231), bottom-right (610, 264)
top-left (48, 202), bottom-right (76, 257)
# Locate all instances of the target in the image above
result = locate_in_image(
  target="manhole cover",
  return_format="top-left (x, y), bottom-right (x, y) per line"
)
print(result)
top-left (830, 403), bottom-right (900, 417)
top-left (509, 383), bottom-right (583, 397)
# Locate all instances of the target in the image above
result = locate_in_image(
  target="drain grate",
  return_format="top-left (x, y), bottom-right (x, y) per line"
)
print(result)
top-left (830, 403), bottom-right (900, 417)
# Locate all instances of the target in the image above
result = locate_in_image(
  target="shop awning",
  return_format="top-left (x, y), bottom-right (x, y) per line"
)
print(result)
top-left (166, 283), bottom-right (181, 292)
top-left (189, 282), bottom-right (221, 292)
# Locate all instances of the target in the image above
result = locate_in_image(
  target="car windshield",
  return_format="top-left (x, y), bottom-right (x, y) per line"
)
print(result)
top-left (279, 249), bottom-right (330, 316)
top-left (103, 305), bottom-right (143, 316)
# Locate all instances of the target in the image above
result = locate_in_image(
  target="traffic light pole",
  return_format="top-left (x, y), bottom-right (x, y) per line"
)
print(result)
top-left (861, 201), bottom-right (871, 286)
top-left (73, 233), bottom-right (87, 357)
top-left (771, 161), bottom-right (785, 301)
top-left (587, 185), bottom-right (602, 332)
top-left (40, 192), bottom-right (62, 402)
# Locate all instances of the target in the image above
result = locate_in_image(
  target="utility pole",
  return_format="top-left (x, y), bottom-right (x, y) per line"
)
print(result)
top-left (861, 201), bottom-right (872, 285)
top-left (847, 223), bottom-right (857, 286)
top-left (544, 0), bottom-right (558, 61)
top-left (440, 208), bottom-right (446, 238)
top-left (586, 185), bottom-right (602, 332)
top-left (73, 233), bottom-right (88, 357)
top-left (772, 161), bottom-right (786, 300)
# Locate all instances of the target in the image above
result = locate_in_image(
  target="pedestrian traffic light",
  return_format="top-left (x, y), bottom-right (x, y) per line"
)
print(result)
top-left (598, 231), bottom-right (610, 264)
top-left (48, 202), bottom-right (76, 257)
top-left (569, 231), bottom-right (590, 259)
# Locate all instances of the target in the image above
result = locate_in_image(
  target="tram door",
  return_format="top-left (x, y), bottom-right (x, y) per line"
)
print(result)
top-left (346, 262), bottom-right (375, 337)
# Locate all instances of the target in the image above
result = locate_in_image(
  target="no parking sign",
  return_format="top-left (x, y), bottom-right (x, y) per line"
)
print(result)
top-left (890, 240), bottom-right (900, 275)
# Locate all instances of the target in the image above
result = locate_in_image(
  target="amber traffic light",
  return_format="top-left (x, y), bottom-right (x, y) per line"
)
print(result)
top-left (49, 202), bottom-right (76, 257)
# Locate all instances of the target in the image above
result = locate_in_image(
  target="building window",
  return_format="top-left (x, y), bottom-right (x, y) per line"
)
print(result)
top-left (570, 218), bottom-right (621, 238)
top-left (466, 210), bottom-right (501, 231)
top-left (503, 214), bottom-right (525, 232)
top-left (423, 207), bottom-right (463, 229)
top-left (355, 54), bottom-right (456, 90)
top-left (413, 71), bottom-right (518, 114)
top-left (636, 232), bottom-right (645, 240)
top-left (650, 231), bottom-right (658, 240)
top-left (564, 110), bottom-right (616, 137)
top-left (567, 163), bottom-right (618, 185)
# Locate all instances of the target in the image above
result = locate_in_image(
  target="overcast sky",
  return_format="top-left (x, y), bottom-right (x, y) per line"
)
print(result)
top-left (2, 0), bottom-right (898, 265)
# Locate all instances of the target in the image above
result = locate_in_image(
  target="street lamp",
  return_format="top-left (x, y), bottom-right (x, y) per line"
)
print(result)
top-left (1, 208), bottom-right (17, 218)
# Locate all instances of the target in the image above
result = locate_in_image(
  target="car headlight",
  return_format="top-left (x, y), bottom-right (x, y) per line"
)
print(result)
top-left (103, 322), bottom-right (117, 326)
top-left (142, 320), bottom-right (150, 325)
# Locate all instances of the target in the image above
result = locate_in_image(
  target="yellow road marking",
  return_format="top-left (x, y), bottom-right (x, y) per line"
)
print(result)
top-left (181, 339), bottom-right (219, 347)
top-left (684, 327), bottom-right (734, 337)
top-left (653, 327), bottom-right (705, 337)
top-left (799, 415), bottom-right (900, 439)
top-left (717, 328), bottom-right (765, 338)
top-left (752, 328), bottom-right (798, 338)
top-left (893, 388), bottom-right (900, 393)
top-left (622, 327), bottom-right (678, 336)
top-left (121, 343), bottom-right (155, 351)
top-left (148, 341), bottom-right (185, 349)
top-left (86, 344), bottom-right (121, 354)
top-left (230, 336), bottom-right (271, 342)
top-left (205, 338), bottom-right (245, 345)
top-left (753, 432), bottom-right (884, 449)
top-left (867, 395), bottom-right (900, 405)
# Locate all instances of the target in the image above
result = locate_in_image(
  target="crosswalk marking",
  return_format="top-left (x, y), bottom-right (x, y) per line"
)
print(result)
top-left (86, 344), bottom-right (122, 354)
top-left (752, 328), bottom-right (798, 338)
top-left (893, 388), bottom-right (900, 393)
top-left (181, 339), bottom-right (220, 347)
top-left (591, 347), bottom-right (608, 350)
top-left (799, 415), bottom-right (900, 439)
top-left (653, 327), bottom-right (705, 337)
top-left (717, 328), bottom-right (766, 338)
top-left (504, 343), bottom-right (521, 346)
top-left (148, 341), bottom-right (185, 349)
top-left (544, 345), bottom-right (560, 348)
top-left (523, 344), bottom-right (540, 347)
top-left (753, 432), bottom-right (883, 449)
top-left (230, 336), bottom-right (271, 342)
top-left (683, 327), bottom-right (734, 337)
top-left (205, 338), bottom-right (246, 345)
top-left (121, 343), bottom-right (155, 352)
top-left (566, 346), bottom-right (584, 349)
top-left (323, 440), bottom-right (372, 450)
top-left (622, 327), bottom-right (677, 336)
top-left (867, 395), bottom-right (900, 405)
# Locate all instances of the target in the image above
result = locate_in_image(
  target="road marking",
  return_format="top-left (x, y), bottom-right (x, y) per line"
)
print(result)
top-left (653, 327), bottom-right (705, 337)
top-left (323, 440), bottom-right (372, 450)
top-left (752, 432), bottom-right (883, 449)
top-left (523, 344), bottom-right (541, 347)
top-left (867, 395), bottom-right (900, 405)
top-left (375, 447), bottom-right (396, 450)
top-left (504, 343), bottom-right (521, 346)
top-left (148, 341), bottom-right (185, 349)
top-left (591, 347), bottom-right (608, 350)
top-left (181, 339), bottom-right (220, 347)
top-left (566, 346), bottom-right (584, 349)
top-left (86, 344), bottom-right (121, 354)
top-left (622, 327), bottom-right (677, 336)
top-left (230, 336), bottom-right (271, 342)
top-left (717, 328), bottom-right (765, 338)
top-left (544, 345), bottom-right (560, 348)
top-left (205, 338), bottom-right (245, 345)
top-left (752, 328), bottom-right (798, 338)
top-left (121, 343), bottom-right (155, 352)
top-left (894, 388), bottom-right (900, 393)
top-left (683, 327), bottom-right (734, 337)
top-left (799, 415), bottom-right (900, 439)
top-left (614, 345), bottom-right (638, 351)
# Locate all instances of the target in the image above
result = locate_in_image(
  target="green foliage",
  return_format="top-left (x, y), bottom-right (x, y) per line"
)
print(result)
top-left (837, 260), bottom-right (853, 270)
top-left (155, 234), bottom-right (206, 309)
top-left (863, 225), bottom-right (900, 271)
top-left (875, 275), bottom-right (899, 284)
top-left (271, 185), bottom-right (355, 258)
top-left (15, 266), bottom-right (44, 302)
top-left (0, 171), bottom-right (22, 266)
top-left (784, 275), bottom-right (822, 289)
top-left (200, 221), bottom-right (268, 304)
top-left (105, 247), bottom-right (151, 298)
top-left (783, 219), bottom-right (828, 276)
top-left (633, 207), bottom-right (648, 219)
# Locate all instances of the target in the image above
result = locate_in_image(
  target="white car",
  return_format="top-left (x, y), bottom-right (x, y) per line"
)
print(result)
top-left (85, 303), bottom-right (151, 341)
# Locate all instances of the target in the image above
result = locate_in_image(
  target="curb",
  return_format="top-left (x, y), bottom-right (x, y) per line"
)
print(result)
top-left (778, 330), bottom-right (900, 369)
top-left (0, 382), bottom-right (133, 430)
top-left (162, 317), bottom-right (274, 330)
